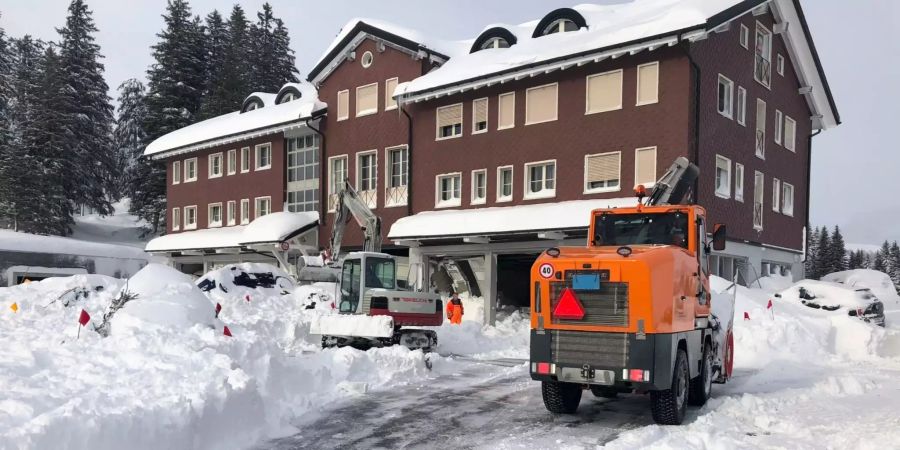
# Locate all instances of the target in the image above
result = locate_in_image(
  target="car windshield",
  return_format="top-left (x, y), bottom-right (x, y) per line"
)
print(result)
top-left (594, 211), bottom-right (690, 248)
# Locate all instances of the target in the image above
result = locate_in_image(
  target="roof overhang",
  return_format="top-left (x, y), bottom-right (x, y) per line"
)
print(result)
top-left (146, 212), bottom-right (320, 254)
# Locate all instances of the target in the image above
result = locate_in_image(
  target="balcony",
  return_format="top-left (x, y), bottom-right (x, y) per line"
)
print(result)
top-left (755, 129), bottom-right (766, 159)
top-left (753, 202), bottom-right (764, 230)
top-left (754, 54), bottom-right (771, 87)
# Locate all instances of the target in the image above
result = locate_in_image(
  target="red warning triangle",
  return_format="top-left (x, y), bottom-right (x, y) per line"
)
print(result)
top-left (553, 288), bottom-right (585, 320)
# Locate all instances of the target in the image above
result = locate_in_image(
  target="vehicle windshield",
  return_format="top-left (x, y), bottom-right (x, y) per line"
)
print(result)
top-left (594, 211), bottom-right (690, 248)
top-left (365, 257), bottom-right (396, 290)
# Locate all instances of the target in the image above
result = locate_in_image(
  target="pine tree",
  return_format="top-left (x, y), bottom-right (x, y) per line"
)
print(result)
top-left (56, 0), bottom-right (115, 217)
top-left (0, 19), bottom-right (15, 229)
top-left (248, 3), bottom-right (298, 93)
top-left (197, 10), bottom-right (229, 120)
top-left (815, 227), bottom-right (831, 278)
top-left (805, 225), bottom-right (820, 279)
top-left (830, 225), bottom-right (847, 273)
top-left (889, 242), bottom-right (900, 288)
top-left (200, 5), bottom-right (250, 116)
top-left (114, 79), bottom-right (147, 201)
top-left (847, 250), bottom-right (864, 270)
top-left (874, 241), bottom-right (889, 273)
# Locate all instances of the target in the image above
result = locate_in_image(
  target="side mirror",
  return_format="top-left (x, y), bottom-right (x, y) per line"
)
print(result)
top-left (712, 223), bottom-right (727, 251)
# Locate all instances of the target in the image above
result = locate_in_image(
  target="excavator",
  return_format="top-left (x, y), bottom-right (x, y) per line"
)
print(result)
top-left (529, 157), bottom-right (735, 425)
top-left (311, 180), bottom-right (443, 351)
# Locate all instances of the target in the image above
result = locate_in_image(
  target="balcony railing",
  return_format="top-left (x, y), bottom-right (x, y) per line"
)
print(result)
top-left (753, 202), bottom-right (764, 230)
top-left (755, 129), bottom-right (766, 159)
top-left (360, 190), bottom-right (377, 209)
top-left (754, 54), bottom-right (771, 87)
top-left (385, 185), bottom-right (408, 207)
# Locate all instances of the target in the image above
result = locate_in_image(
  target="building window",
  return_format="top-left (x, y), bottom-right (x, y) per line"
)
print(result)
top-left (498, 92), bottom-right (515, 129)
top-left (472, 98), bottom-right (488, 133)
top-left (255, 196), bottom-right (271, 219)
top-left (227, 200), bottom-right (236, 225)
top-left (735, 163), bottom-right (745, 202)
top-left (772, 178), bottom-right (781, 212)
top-left (471, 169), bottom-right (487, 205)
top-left (481, 37), bottom-right (510, 50)
top-left (255, 143), bottom-right (272, 170)
top-left (740, 24), bottom-right (749, 49)
top-left (328, 155), bottom-right (348, 212)
top-left (717, 74), bottom-right (734, 119)
top-left (784, 116), bottom-right (796, 152)
top-left (386, 146), bottom-right (408, 207)
top-left (777, 54), bottom-right (785, 76)
top-left (184, 158), bottom-right (197, 182)
top-left (385, 77), bottom-right (398, 111)
top-left (172, 161), bottom-right (181, 184)
top-left (753, 171), bottom-right (764, 230)
top-left (715, 155), bottom-right (731, 199)
top-left (241, 199), bottom-right (250, 224)
top-left (356, 83), bottom-right (378, 117)
top-left (586, 69), bottom-right (623, 114)
top-left (737, 87), bottom-right (747, 126)
top-left (542, 18), bottom-right (578, 35)
top-left (436, 103), bottom-right (463, 139)
top-left (782, 182), bottom-right (794, 216)
top-left (227, 149), bottom-right (236, 175)
top-left (754, 22), bottom-right (773, 88)
top-left (524, 160), bottom-right (556, 199)
top-left (756, 99), bottom-right (766, 159)
top-left (208, 203), bottom-right (223, 227)
top-left (357, 151), bottom-right (377, 209)
top-left (634, 147), bottom-right (657, 187)
top-left (287, 190), bottom-right (318, 213)
top-left (436, 173), bottom-right (462, 208)
top-left (497, 166), bottom-right (513, 202)
top-left (525, 83), bottom-right (558, 125)
top-left (172, 208), bottom-right (181, 231)
top-left (636, 62), bottom-right (659, 106)
top-left (241, 147), bottom-right (250, 173)
top-left (337, 89), bottom-right (349, 121)
top-left (287, 135), bottom-right (320, 213)
top-left (184, 205), bottom-right (197, 230)
top-left (208, 152), bottom-right (223, 178)
top-left (775, 110), bottom-right (783, 145)
top-left (584, 151), bottom-right (620, 193)
top-left (361, 51), bottom-right (374, 68)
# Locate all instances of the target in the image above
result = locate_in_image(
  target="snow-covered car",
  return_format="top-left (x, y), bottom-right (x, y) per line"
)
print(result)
top-left (196, 263), bottom-right (294, 294)
top-left (775, 280), bottom-right (885, 327)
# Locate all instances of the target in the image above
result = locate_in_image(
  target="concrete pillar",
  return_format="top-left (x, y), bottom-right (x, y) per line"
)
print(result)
top-left (408, 246), bottom-right (427, 291)
top-left (483, 251), bottom-right (497, 325)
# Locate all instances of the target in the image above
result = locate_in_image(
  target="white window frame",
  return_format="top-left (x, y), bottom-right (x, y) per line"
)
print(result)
top-left (240, 198), bottom-right (250, 224)
top-left (227, 149), bottom-right (236, 175)
top-left (208, 202), bottom-right (223, 228)
top-left (524, 82), bottom-right (558, 126)
top-left (784, 116), bottom-right (796, 152)
top-left (740, 24), bottom-right (749, 49)
top-left (355, 82), bottom-right (378, 117)
top-left (384, 145), bottom-right (408, 208)
top-left (753, 171), bottom-right (765, 231)
top-left (254, 196), bottom-right (272, 219)
top-left (171, 207), bottom-right (181, 231)
top-left (471, 169), bottom-right (487, 205)
top-left (435, 172), bottom-right (462, 208)
top-left (240, 147), bottom-right (250, 173)
top-left (497, 165), bottom-right (514, 202)
top-left (715, 155), bottom-right (732, 199)
top-left (356, 150), bottom-right (378, 209)
top-left (172, 161), bottom-right (181, 185)
top-left (634, 146), bottom-right (657, 188)
top-left (328, 155), bottom-right (349, 212)
top-left (184, 158), bottom-right (198, 183)
top-left (782, 182), bottom-right (794, 217)
top-left (636, 61), bottom-right (659, 106)
top-left (385, 77), bottom-right (399, 111)
top-left (472, 97), bottom-right (488, 134)
top-left (255, 143), bottom-right (272, 171)
top-left (435, 103), bottom-right (464, 140)
top-left (583, 151), bottom-right (622, 194)
top-left (523, 160), bottom-right (557, 200)
top-left (717, 74), bottom-right (734, 119)
top-left (736, 86), bottom-right (747, 126)
top-left (775, 110), bottom-right (783, 145)
top-left (756, 98), bottom-right (767, 159)
top-left (208, 152), bottom-right (223, 179)
top-left (772, 178), bottom-right (781, 213)
top-left (497, 92), bottom-right (516, 130)
top-left (585, 69), bottom-right (624, 114)
top-left (735, 163), bottom-right (745, 202)
top-left (754, 21), bottom-right (773, 89)
top-left (226, 200), bottom-right (236, 226)
top-left (184, 205), bottom-right (197, 230)
top-left (337, 89), bottom-right (350, 121)
top-left (776, 54), bottom-right (785, 76)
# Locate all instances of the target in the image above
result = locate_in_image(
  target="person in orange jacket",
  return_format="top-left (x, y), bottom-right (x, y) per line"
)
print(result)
top-left (446, 291), bottom-right (464, 324)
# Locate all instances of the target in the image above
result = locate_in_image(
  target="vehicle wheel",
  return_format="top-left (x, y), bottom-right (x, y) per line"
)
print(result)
top-left (541, 381), bottom-right (582, 414)
top-left (590, 385), bottom-right (618, 399)
top-left (651, 348), bottom-right (689, 425)
top-left (688, 342), bottom-right (713, 406)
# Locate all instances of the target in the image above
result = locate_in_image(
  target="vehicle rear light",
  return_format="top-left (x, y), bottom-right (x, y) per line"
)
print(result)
top-left (534, 362), bottom-right (552, 374)
top-left (625, 369), bottom-right (651, 382)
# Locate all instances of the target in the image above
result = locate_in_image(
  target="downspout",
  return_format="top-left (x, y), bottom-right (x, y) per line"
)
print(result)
top-left (401, 102), bottom-right (414, 218)
top-left (305, 112), bottom-right (327, 234)
top-left (684, 41), bottom-right (702, 205)
top-left (804, 128), bottom-right (821, 263)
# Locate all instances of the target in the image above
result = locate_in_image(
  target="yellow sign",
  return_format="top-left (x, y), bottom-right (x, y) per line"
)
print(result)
top-left (10, 303), bottom-right (18, 313)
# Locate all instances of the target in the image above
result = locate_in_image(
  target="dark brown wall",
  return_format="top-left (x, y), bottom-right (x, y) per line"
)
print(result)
top-left (406, 46), bottom-right (693, 214)
top-left (692, 11), bottom-right (812, 251)
top-left (165, 133), bottom-right (285, 233)
top-left (318, 38), bottom-right (428, 249)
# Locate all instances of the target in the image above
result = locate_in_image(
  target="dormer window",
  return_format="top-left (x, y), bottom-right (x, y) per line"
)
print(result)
top-left (246, 102), bottom-right (259, 111)
top-left (480, 37), bottom-right (510, 50)
top-left (532, 8), bottom-right (587, 38)
top-left (470, 27), bottom-right (518, 53)
top-left (543, 18), bottom-right (578, 35)
top-left (279, 93), bottom-right (295, 104)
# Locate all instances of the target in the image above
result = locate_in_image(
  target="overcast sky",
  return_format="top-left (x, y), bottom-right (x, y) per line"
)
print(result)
top-left (2, 0), bottom-right (898, 245)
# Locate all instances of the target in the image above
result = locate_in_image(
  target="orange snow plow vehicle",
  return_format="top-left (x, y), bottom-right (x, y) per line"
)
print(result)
top-left (529, 157), bottom-right (734, 425)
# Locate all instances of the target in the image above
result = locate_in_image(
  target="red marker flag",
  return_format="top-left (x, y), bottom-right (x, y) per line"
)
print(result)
top-left (767, 299), bottom-right (773, 309)
top-left (78, 309), bottom-right (91, 326)
top-left (215, 303), bottom-right (222, 318)
top-left (743, 311), bottom-right (750, 320)
top-left (223, 326), bottom-right (232, 337)
top-left (244, 294), bottom-right (251, 303)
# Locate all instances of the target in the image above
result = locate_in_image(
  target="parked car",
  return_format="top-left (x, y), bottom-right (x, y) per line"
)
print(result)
top-left (776, 280), bottom-right (885, 327)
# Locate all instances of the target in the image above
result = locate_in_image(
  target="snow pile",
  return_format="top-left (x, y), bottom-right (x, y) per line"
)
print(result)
top-left (823, 269), bottom-right (900, 305)
top-left (433, 310), bottom-right (530, 360)
top-left (310, 314), bottom-right (394, 338)
top-left (756, 273), bottom-right (795, 292)
top-left (197, 263), bottom-right (294, 298)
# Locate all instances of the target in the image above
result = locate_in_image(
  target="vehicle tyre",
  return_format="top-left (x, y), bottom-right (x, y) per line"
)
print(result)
top-left (688, 342), bottom-right (713, 406)
top-left (541, 381), bottom-right (582, 414)
top-left (590, 385), bottom-right (619, 399)
top-left (650, 348), bottom-right (689, 425)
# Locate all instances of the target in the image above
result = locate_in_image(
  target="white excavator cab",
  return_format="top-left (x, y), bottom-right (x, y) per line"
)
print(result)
top-left (338, 252), bottom-right (397, 314)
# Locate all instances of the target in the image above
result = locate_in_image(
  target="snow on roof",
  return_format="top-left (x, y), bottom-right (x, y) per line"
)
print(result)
top-left (388, 198), bottom-right (637, 240)
top-left (245, 92), bottom-right (277, 107)
top-left (0, 229), bottom-right (149, 261)
top-left (145, 211), bottom-right (319, 253)
top-left (145, 81), bottom-right (326, 158)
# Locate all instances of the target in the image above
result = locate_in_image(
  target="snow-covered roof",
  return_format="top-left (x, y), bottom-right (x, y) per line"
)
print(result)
top-left (145, 211), bottom-right (319, 253)
top-left (388, 198), bottom-right (638, 240)
top-left (145, 81), bottom-right (326, 158)
top-left (244, 92), bottom-right (277, 108)
top-left (0, 230), bottom-right (149, 261)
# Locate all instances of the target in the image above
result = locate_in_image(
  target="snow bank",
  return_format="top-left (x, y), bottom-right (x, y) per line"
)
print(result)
top-left (310, 314), bottom-right (394, 338)
top-left (823, 269), bottom-right (900, 305)
top-left (432, 310), bottom-right (530, 360)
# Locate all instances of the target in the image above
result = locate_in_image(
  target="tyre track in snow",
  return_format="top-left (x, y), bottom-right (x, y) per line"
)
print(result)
top-left (260, 359), bottom-right (656, 450)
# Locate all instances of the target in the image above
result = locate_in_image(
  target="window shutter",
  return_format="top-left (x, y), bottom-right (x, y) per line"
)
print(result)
top-left (498, 93), bottom-right (515, 128)
top-left (756, 99), bottom-right (766, 132)
top-left (385, 78), bottom-right (398, 109)
top-left (356, 84), bottom-right (377, 116)
top-left (587, 71), bottom-right (623, 113)
top-left (473, 98), bottom-right (488, 127)
top-left (586, 153), bottom-right (620, 184)
top-left (437, 104), bottom-right (462, 129)
top-left (635, 147), bottom-right (657, 185)
top-left (637, 63), bottom-right (659, 105)
top-left (337, 90), bottom-right (349, 120)
top-left (526, 84), bottom-right (557, 124)
top-left (784, 117), bottom-right (796, 151)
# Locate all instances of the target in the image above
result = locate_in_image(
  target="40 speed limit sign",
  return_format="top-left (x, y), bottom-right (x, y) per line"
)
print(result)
top-left (539, 263), bottom-right (554, 279)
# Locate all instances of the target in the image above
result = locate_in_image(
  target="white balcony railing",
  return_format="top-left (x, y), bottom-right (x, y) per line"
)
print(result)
top-left (754, 54), bottom-right (771, 87)
top-left (385, 186), bottom-right (408, 207)
top-left (755, 129), bottom-right (766, 159)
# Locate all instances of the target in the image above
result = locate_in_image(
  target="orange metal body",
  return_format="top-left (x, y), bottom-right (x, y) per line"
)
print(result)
top-left (530, 204), bottom-right (712, 334)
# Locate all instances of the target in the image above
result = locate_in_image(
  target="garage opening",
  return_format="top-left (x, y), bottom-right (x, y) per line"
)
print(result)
top-left (497, 253), bottom-right (540, 308)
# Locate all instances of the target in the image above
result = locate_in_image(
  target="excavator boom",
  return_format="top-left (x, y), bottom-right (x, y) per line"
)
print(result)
top-left (329, 180), bottom-right (382, 261)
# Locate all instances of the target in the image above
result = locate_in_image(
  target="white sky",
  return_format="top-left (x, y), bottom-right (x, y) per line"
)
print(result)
top-left (1, 0), bottom-right (898, 245)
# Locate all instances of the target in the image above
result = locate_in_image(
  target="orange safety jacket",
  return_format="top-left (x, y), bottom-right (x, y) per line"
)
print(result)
top-left (446, 298), bottom-right (464, 324)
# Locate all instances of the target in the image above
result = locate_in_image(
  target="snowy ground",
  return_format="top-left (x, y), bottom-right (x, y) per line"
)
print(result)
top-left (1, 266), bottom-right (899, 450)
top-left (70, 199), bottom-right (150, 249)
